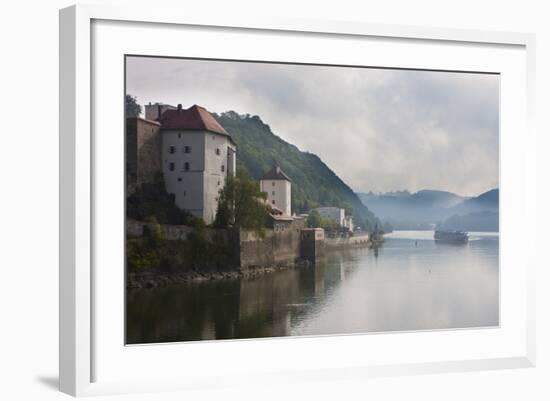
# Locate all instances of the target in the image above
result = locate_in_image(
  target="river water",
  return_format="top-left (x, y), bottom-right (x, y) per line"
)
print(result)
top-left (126, 230), bottom-right (499, 344)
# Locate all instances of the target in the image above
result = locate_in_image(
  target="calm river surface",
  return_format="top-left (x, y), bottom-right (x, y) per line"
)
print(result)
top-left (126, 230), bottom-right (499, 344)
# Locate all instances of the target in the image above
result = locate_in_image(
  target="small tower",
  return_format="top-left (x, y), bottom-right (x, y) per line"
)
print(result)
top-left (260, 165), bottom-right (292, 216)
top-left (144, 102), bottom-right (176, 121)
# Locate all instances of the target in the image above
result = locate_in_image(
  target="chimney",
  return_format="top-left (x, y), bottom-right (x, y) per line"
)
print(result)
top-left (177, 104), bottom-right (183, 113)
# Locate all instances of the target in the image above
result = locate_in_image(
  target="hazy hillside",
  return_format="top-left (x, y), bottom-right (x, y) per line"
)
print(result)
top-left (449, 188), bottom-right (499, 215)
top-left (214, 111), bottom-right (380, 230)
top-left (437, 211), bottom-right (499, 232)
top-left (357, 190), bottom-right (467, 228)
top-left (437, 189), bottom-right (499, 231)
top-left (358, 188), bottom-right (498, 230)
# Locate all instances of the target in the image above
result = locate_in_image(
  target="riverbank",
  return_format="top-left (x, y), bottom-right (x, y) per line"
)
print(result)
top-left (126, 219), bottom-right (378, 289)
top-left (127, 230), bottom-right (499, 343)
top-left (127, 261), bottom-right (312, 289)
top-left (127, 237), bottom-right (377, 289)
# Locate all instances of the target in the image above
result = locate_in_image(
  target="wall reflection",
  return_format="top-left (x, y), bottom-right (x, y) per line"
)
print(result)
top-left (126, 233), bottom-right (499, 344)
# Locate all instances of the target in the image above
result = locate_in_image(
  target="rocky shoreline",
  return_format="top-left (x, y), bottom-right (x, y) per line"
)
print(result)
top-left (126, 239), bottom-right (382, 290)
top-left (127, 261), bottom-right (311, 289)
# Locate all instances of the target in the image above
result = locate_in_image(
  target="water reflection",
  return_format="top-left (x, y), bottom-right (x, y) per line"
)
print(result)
top-left (126, 231), bottom-right (499, 344)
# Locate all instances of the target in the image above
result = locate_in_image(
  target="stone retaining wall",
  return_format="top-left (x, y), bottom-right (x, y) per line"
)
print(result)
top-left (238, 219), bottom-right (305, 270)
top-left (325, 233), bottom-right (370, 250)
top-left (127, 219), bottom-right (223, 241)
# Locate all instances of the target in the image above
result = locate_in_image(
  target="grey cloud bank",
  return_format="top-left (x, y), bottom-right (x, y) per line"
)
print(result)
top-left (126, 56), bottom-right (499, 196)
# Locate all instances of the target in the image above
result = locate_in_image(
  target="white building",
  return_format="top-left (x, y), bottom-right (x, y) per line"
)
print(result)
top-left (343, 215), bottom-right (354, 232)
top-left (315, 207), bottom-right (345, 227)
top-left (315, 207), bottom-right (355, 232)
top-left (160, 104), bottom-right (236, 224)
top-left (260, 166), bottom-right (292, 216)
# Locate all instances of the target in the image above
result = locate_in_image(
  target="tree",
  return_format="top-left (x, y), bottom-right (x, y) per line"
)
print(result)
top-left (307, 209), bottom-right (322, 228)
top-left (143, 216), bottom-right (163, 247)
top-left (125, 94), bottom-right (142, 117)
top-left (214, 176), bottom-right (268, 235)
top-left (319, 218), bottom-right (337, 232)
top-left (370, 223), bottom-right (385, 242)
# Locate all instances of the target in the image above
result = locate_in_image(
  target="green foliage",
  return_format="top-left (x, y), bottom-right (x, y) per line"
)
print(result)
top-left (306, 209), bottom-right (322, 228)
top-left (214, 176), bottom-right (268, 236)
top-left (370, 223), bottom-right (385, 243)
top-left (319, 217), bottom-right (337, 232)
top-left (127, 217), bottom-right (175, 273)
top-left (127, 177), bottom-right (195, 225)
top-left (214, 111), bottom-right (381, 231)
top-left (143, 216), bottom-right (163, 247)
top-left (127, 219), bottom-right (233, 273)
top-left (306, 209), bottom-right (338, 235)
top-left (127, 238), bottom-right (161, 271)
top-left (187, 220), bottom-right (208, 263)
top-left (125, 94), bottom-right (142, 117)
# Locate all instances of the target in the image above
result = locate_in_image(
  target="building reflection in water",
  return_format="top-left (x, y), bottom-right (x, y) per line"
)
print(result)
top-left (127, 236), bottom-right (499, 344)
top-left (126, 250), bottom-right (359, 344)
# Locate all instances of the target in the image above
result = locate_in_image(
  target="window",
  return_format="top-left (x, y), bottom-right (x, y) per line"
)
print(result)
top-left (272, 181), bottom-right (275, 186)
top-left (215, 148), bottom-right (220, 156)
top-left (183, 191), bottom-right (187, 196)
top-left (178, 133), bottom-right (181, 139)
top-left (212, 135), bottom-right (215, 140)
top-left (184, 146), bottom-right (191, 153)
top-left (177, 177), bottom-right (182, 182)
top-left (169, 162), bottom-right (175, 172)
top-left (221, 165), bottom-right (225, 172)
top-left (272, 191), bottom-right (275, 196)
top-left (184, 162), bottom-right (190, 171)
top-left (272, 200), bottom-right (275, 204)
top-left (169, 146), bottom-right (175, 154)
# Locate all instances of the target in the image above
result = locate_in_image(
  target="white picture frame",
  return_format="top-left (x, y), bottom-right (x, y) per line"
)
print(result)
top-left (59, 4), bottom-right (536, 397)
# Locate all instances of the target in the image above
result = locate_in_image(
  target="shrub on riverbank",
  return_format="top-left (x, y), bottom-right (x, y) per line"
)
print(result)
top-left (126, 216), bottom-right (235, 273)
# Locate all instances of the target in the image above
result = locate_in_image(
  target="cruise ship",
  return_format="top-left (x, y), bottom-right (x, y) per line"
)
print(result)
top-left (434, 230), bottom-right (469, 244)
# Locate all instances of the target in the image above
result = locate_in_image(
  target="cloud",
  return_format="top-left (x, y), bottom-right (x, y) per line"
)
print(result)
top-left (126, 57), bottom-right (499, 196)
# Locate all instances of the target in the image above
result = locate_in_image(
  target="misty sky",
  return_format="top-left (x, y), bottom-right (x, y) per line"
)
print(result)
top-left (126, 56), bottom-right (499, 197)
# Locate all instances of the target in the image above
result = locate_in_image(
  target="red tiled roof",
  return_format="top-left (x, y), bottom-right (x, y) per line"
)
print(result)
top-left (160, 104), bottom-right (229, 136)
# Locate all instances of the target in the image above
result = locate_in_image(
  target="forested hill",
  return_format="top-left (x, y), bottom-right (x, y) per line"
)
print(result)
top-left (214, 111), bottom-right (380, 230)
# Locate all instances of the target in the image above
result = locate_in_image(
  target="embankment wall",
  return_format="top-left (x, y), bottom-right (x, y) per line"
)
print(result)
top-left (238, 219), bottom-right (305, 270)
top-left (325, 233), bottom-right (370, 250)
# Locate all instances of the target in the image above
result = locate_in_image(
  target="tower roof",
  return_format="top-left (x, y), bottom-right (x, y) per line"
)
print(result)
top-left (260, 165), bottom-right (292, 182)
top-left (160, 104), bottom-right (231, 138)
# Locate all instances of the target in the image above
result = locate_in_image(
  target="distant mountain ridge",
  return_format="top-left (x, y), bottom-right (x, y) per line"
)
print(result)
top-left (451, 188), bottom-right (498, 215)
top-left (402, 189), bottom-right (467, 208)
top-left (437, 189), bottom-right (499, 231)
top-left (437, 211), bottom-right (499, 232)
top-left (358, 188), bottom-right (498, 230)
top-left (214, 111), bottom-right (380, 230)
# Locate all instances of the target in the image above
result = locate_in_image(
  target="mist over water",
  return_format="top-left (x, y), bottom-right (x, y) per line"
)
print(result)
top-left (126, 231), bottom-right (499, 344)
